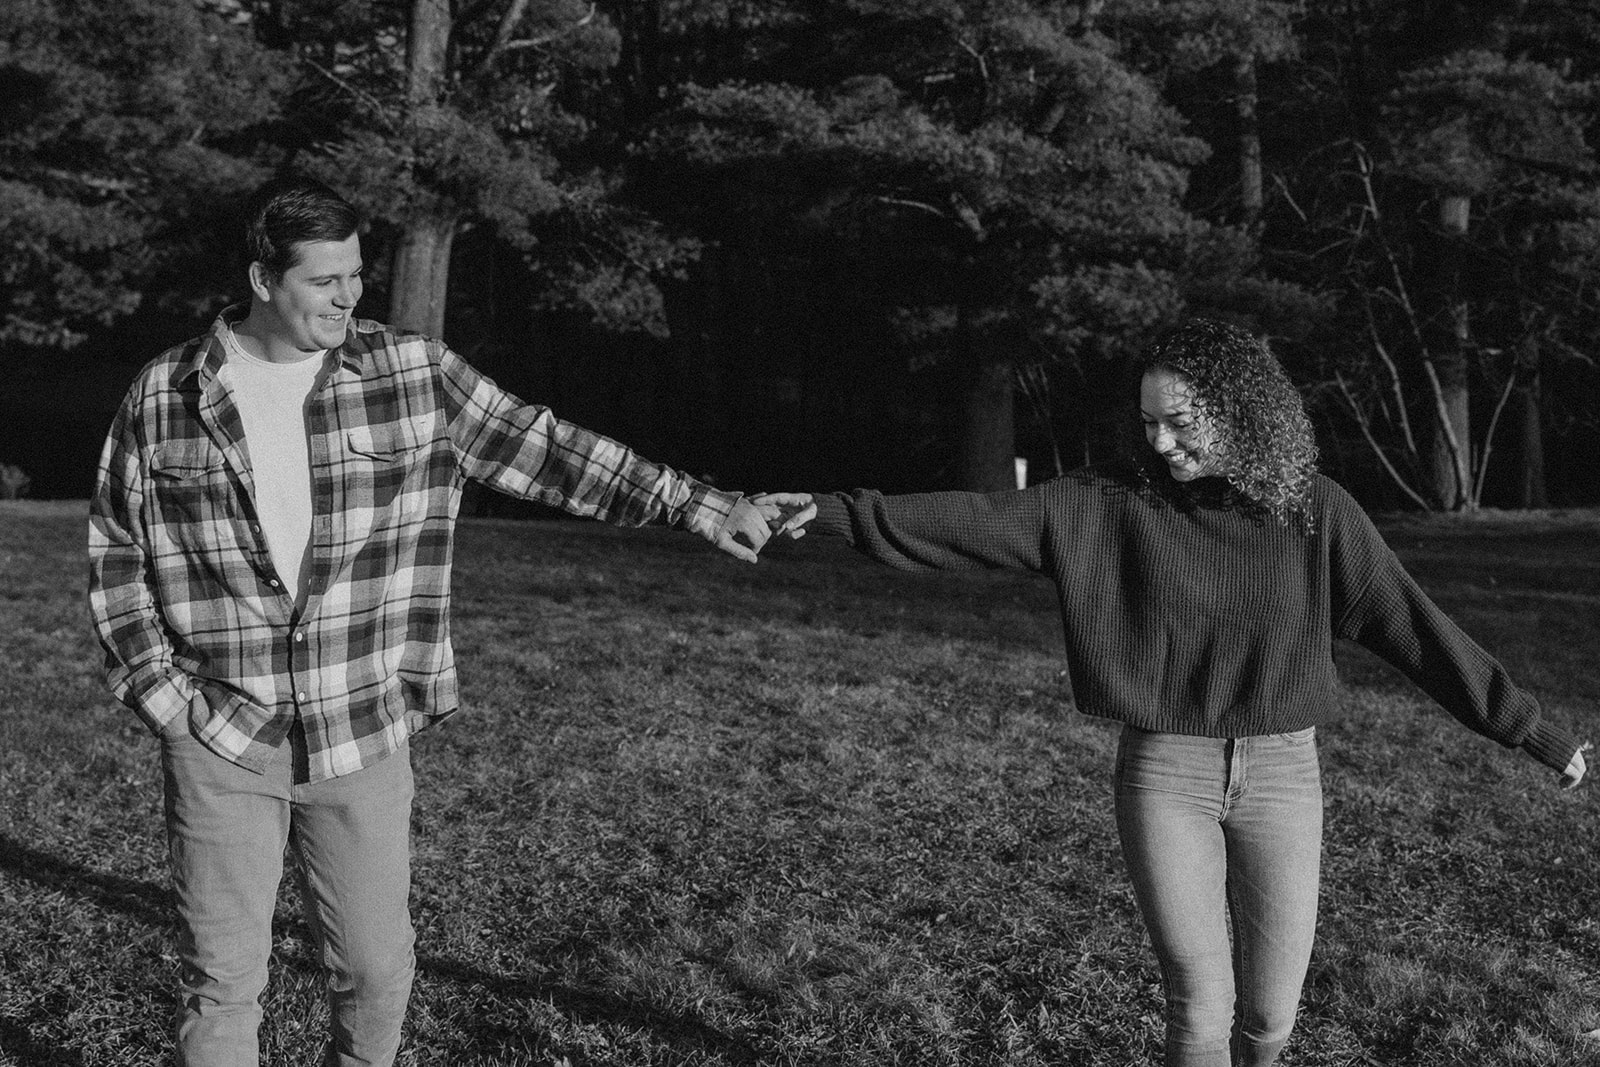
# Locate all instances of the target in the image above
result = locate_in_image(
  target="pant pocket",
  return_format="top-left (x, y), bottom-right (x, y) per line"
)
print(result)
top-left (1114, 727), bottom-right (1229, 802)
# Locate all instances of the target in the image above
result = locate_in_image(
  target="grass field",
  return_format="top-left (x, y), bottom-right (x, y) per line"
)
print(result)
top-left (1, 499), bottom-right (1596, 1066)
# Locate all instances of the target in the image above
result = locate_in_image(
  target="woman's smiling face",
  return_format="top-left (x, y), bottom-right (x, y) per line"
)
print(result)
top-left (1140, 368), bottom-right (1223, 482)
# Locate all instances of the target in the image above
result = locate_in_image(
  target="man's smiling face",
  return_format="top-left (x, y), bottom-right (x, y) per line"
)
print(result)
top-left (252, 234), bottom-right (364, 358)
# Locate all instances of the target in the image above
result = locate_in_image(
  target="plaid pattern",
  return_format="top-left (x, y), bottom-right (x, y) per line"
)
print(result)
top-left (90, 307), bottom-right (739, 781)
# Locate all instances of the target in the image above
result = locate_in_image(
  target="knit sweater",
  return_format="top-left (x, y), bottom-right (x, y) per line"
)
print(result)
top-left (810, 466), bottom-right (1579, 774)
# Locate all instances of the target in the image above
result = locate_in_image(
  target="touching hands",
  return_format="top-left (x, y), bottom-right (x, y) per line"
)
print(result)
top-left (708, 493), bottom-right (817, 563)
top-left (1560, 742), bottom-right (1591, 790)
top-left (750, 493), bottom-right (817, 540)
top-left (712, 497), bottom-right (776, 563)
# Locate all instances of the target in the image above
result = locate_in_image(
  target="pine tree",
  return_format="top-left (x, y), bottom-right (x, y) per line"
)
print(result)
top-left (0, 0), bottom-right (284, 348)
top-left (637, 0), bottom-right (1217, 489)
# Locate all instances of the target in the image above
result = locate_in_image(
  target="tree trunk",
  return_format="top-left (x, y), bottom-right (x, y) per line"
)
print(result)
top-left (391, 0), bottom-right (455, 339)
top-left (615, 0), bottom-right (662, 125)
top-left (1234, 52), bottom-right (1262, 230)
top-left (407, 0), bottom-right (451, 105)
top-left (1516, 344), bottom-right (1547, 508)
top-left (1431, 193), bottom-right (1473, 511)
top-left (1430, 370), bottom-right (1471, 509)
top-left (956, 352), bottom-right (1016, 492)
top-left (952, 294), bottom-right (1015, 493)
top-left (390, 212), bottom-right (457, 337)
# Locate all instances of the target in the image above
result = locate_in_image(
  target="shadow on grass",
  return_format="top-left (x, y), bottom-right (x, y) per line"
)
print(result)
top-left (0, 834), bottom-right (167, 1062)
top-left (0, 832), bottom-right (172, 926)
top-left (0, 833), bottom-right (759, 1063)
top-left (419, 953), bottom-right (764, 1064)
top-left (0, 1016), bottom-right (86, 1066)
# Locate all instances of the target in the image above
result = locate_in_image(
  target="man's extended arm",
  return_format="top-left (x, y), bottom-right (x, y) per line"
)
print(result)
top-left (435, 346), bottom-right (771, 561)
top-left (87, 393), bottom-right (196, 735)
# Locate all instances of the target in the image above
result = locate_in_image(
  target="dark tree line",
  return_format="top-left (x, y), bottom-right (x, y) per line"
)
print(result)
top-left (3, 0), bottom-right (1599, 506)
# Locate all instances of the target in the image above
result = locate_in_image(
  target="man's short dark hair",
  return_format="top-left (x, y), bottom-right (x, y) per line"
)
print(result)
top-left (245, 176), bottom-right (361, 282)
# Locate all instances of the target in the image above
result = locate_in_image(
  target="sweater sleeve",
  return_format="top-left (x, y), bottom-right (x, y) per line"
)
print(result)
top-left (811, 485), bottom-right (1049, 574)
top-left (1328, 500), bottom-right (1580, 774)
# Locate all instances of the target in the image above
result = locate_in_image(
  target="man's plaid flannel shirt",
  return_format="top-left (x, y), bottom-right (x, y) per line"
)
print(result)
top-left (89, 308), bottom-right (740, 782)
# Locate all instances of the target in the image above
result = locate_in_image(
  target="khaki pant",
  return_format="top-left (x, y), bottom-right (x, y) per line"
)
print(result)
top-left (161, 728), bottom-right (416, 1066)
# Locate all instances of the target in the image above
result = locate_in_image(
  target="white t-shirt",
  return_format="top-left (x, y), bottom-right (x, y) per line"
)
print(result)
top-left (219, 328), bottom-right (325, 605)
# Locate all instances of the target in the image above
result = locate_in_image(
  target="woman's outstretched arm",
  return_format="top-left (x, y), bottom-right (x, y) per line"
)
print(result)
top-left (754, 486), bottom-right (1050, 574)
top-left (1326, 489), bottom-right (1588, 785)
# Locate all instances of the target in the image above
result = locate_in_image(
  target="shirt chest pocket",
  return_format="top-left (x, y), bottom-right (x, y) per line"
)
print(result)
top-left (346, 415), bottom-right (435, 463)
top-left (342, 414), bottom-right (443, 518)
top-left (152, 440), bottom-right (227, 478)
top-left (149, 440), bottom-right (231, 511)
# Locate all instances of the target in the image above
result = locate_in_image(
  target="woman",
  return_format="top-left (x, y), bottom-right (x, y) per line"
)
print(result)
top-left (754, 318), bottom-right (1588, 1067)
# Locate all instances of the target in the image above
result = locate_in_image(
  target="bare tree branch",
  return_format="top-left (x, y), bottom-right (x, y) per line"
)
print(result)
top-left (539, 0), bottom-right (597, 41)
top-left (1418, 358), bottom-right (1470, 508)
top-left (1472, 363), bottom-right (1520, 504)
top-left (1362, 297), bottom-right (1419, 455)
top-left (305, 56), bottom-right (398, 132)
top-left (1336, 372), bottom-right (1433, 510)
top-left (1356, 147), bottom-right (1431, 360)
top-left (479, 1), bottom-right (598, 76)
top-left (1356, 143), bottom-right (1471, 507)
top-left (877, 196), bottom-right (950, 219)
top-left (1271, 172), bottom-right (1308, 224)
top-left (955, 35), bottom-right (990, 82)
top-left (43, 168), bottom-right (139, 194)
top-left (470, 0), bottom-right (533, 82)
top-left (949, 192), bottom-right (986, 241)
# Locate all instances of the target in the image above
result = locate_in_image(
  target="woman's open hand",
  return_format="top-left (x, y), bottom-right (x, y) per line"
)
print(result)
top-left (1560, 742), bottom-right (1591, 790)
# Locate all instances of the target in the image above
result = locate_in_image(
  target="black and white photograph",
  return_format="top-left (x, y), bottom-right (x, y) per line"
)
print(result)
top-left (1, 2), bottom-right (1597, 1064)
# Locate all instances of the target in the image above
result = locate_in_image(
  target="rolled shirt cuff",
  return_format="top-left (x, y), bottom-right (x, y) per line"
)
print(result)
top-left (125, 667), bottom-right (195, 737)
top-left (680, 484), bottom-right (742, 541)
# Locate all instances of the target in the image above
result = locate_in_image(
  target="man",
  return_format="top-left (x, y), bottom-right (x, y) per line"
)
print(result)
top-left (88, 176), bottom-right (793, 1066)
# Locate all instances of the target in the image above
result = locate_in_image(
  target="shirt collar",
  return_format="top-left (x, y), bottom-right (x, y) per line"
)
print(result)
top-left (178, 304), bottom-right (367, 385)
top-left (175, 306), bottom-right (239, 387)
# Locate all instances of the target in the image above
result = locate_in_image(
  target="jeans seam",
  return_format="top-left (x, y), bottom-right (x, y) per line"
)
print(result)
top-left (1220, 739), bottom-right (1241, 820)
top-left (1228, 876), bottom-right (1249, 1055)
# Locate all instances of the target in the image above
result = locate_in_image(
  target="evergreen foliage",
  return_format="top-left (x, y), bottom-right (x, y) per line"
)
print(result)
top-left (4, 0), bottom-right (1600, 503)
top-left (0, 0), bottom-right (282, 347)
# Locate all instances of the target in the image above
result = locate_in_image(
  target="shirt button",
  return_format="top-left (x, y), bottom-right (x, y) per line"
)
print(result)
top-left (293, 632), bottom-right (305, 643)
top-left (296, 692), bottom-right (308, 702)
top-left (251, 524), bottom-right (262, 534)
top-left (268, 578), bottom-right (281, 588)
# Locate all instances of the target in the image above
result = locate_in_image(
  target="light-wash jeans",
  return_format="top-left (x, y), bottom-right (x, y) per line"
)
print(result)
top-left (1114, 725), bottom-right (1322, 1067)
top-left (161, 727), bottom-right (416, 1067)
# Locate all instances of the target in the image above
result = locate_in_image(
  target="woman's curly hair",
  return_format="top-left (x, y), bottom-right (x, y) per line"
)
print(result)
top-left (1123, 318), bottom-right (1319, 530)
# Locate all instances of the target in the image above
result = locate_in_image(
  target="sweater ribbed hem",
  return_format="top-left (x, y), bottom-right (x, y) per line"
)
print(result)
top-left (1520, 717), bottom-right (1584, 775)
top-left (812, 496), bottom-right (852, 539)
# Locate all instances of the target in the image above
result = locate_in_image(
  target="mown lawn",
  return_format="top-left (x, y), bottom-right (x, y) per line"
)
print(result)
top-left (1, 499), bottom-right (1596, 1066)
